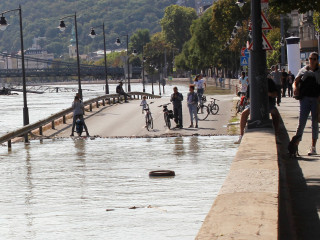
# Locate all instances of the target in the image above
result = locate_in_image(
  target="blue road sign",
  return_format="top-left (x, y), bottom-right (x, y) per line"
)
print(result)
top-left (240, 56), bottom-right (249, 66)
top-left (244, 48), bottom-right (249, 57)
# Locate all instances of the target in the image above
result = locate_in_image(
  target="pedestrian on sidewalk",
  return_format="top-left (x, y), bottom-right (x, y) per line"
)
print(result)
top-left (187, 85), bottom-right (198, 128)
top-left (281, 68), bottom-right (288, 97)
top-left (287, 70), bottom-right (294, 97)
top-left (116, 81), bottom-right (130, 103)
top-left (270, 65), bottom-right (282, 106)
top-left (71, 95), bottom-right (89, 137)
top-left (235, 78), bottom-right (280, 144)
top-left (292, 52), bottom-right (320, 155)
top-left (170, 86), bottom-right (183, 128)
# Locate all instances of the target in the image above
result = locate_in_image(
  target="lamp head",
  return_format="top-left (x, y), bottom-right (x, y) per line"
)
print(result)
top-left (89, 28), bottom-right (96, 39)
top-left (58, 20), bottom-right (66, 32)
top-left (115, 37), bottom-right (121, 46)
top-left (0, 15), bottom-right (8, 31)
top-left (133, 49), bottom-right (138, 56)
top-left (236, 0), bottom-right (245, 7)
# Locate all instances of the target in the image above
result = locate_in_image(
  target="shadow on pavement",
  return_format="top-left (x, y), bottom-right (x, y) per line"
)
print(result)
top-left (278, 115), bottom-right (320, 240)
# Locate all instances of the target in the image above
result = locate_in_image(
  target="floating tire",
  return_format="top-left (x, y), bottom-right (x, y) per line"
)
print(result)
top-left (149, 170), bottom-right (175, 177)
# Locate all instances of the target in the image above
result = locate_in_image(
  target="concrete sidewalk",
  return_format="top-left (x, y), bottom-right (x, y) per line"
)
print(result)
top-left (277, 97), bottom-right (320, 239)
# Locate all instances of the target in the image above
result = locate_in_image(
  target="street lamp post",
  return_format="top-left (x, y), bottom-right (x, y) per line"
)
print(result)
top-left (142, 47), bottom-right (146, 93)
top-left (58, 12), bottom-right (82, 99)
top-left (0, 5), bottom-right (29, 130)
top-left (89, 23), bottom-right (109, 94)
top-left (116, 35), bottom-right (131, 92)
top-left (248, 0), bottom-right (271, 128)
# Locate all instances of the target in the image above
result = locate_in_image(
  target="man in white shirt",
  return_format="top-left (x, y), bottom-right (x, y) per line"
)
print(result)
top-left (194, 74), bottom-right (206, 104)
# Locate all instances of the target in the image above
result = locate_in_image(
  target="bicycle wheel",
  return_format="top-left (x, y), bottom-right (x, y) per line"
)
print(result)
top-left (146, 114), bottom-right (150, 131)
top-left (210, 104), bottom-right (219, 115)
top-left (150, 115), bottom-right (153, 130)
top-left (197, 105), bottom-right (209, 120)
top-left (236, 100), bottom-right (241, 113)
top-left (166, 115), bottom-right (171, 129)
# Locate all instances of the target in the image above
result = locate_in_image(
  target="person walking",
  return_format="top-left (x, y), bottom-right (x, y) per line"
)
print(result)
top-left (187, 85), bottom-right (198, 128)
top-left (194, 74), bottom-right (206, 105)
top-left (71, 95), bottom-right (89, 137)
top-left (281, 68), bottom-right (288, 97)
top-left (287, 70), bottom-right (294, 97)
top-left (270, 66), bottom-right (282, 106)
top-left (239, 71), bottom-right (249, 95)
top-left (116, 81), bottom-right (130, 103)
top-left (170, 86), bottom-right (183, 128)
top-left (292, 52), bottom-right (320, 155)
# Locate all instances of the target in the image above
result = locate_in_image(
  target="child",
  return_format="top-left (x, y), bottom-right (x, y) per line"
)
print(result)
top-left (140, 96), bottom-right (147, 114)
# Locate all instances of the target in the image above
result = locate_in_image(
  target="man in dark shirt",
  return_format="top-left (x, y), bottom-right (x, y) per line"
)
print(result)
top-left (170, 86), bottom-right (184, 128)
top-left (293, 52), bottom-right (320, 155)
top-left (287, 70), bottom-right (295, 97)
top-left (116, 81), bottom-right (129, 103)
top-left (281, 69), bottom-right (288, 97)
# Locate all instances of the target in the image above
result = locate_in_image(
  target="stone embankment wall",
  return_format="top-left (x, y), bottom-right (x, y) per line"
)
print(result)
top-left (196, 128), bottom-right (279, 240)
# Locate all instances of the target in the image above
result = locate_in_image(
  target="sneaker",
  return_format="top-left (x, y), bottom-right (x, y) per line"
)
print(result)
top-left (195, 124), bottom-right (198, 128)
top-left (70, 134), bottom-right (74, 137)
top-left (308, 147), bottom-right (317, 156)
top-left (234, 135), bottom-right (243, 144)
top-left (188, 124), bottom-right (194, 128)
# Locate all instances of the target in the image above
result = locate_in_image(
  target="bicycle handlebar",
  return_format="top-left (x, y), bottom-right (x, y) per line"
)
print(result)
top-left (158, 103), bottom-right (171, 107)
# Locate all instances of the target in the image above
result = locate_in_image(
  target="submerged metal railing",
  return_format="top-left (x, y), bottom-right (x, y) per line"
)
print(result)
top-left (0, 92), bottom-right (160, 149)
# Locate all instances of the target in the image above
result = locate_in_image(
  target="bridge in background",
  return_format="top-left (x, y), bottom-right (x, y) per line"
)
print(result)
top-left (0, 52), bottom-right (142, 79)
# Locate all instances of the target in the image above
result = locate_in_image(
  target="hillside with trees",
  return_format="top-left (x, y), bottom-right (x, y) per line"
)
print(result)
top-left (0, 0), bottom-right (176, 57)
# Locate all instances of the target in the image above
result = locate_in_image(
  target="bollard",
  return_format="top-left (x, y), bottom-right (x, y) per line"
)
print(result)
top-left (102, 99), bottom-right (105, 106)
top-left (96, 101), bottom-right (99, 108)
top-left (90, 104), bottom-right (92, 112)
top-left (8, 140), bottom-right (11, 150)
top-left (63, 115), bottom-right (66, 124)
top-left (52, 121), bottom-right (55, 129)
top-left (39, 126), bottom-right (43, 135)
top-left (113, 98), bottom-right (115, 104)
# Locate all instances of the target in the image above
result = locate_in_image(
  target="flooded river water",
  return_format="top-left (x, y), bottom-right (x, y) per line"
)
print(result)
top-left (0, 136), bottom-right (237, 240)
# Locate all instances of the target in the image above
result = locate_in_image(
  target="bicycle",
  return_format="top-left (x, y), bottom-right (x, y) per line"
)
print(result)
top-left (197, 96), bottom-right (210, 120)
top-left (236, 92), bottom-right (248, 113)
top-left (143, 102), bottom-right (154, 131)
top-left (159, 103), bottom-right (174, 129)
top-left (208, 98), bottom-right (219, 115)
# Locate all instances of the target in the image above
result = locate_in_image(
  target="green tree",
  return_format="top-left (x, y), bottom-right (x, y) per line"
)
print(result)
top-left (269, 0), bottom-right (320, 13)
top-left (129, 29), bottom-right (151, 53)
top-left (160, 5), bottom-right (197, 51)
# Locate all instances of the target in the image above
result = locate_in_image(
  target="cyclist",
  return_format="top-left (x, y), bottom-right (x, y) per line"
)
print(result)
top-left (140, 96), bottom-right (147, 114)
top-left (194, 74), bottom-right (206, 105)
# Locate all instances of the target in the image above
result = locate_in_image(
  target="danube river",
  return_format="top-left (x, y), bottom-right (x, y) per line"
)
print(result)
top-left (0, 82), bottom-right (238, 239)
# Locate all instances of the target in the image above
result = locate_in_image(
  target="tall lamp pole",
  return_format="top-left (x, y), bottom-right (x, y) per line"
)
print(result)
top-left (116, 35), bottom-right (131, 92)
top-left (0, 5), bottom-right (29, 128)
top-left (58, 12), bottom-right (82, 99)
top-left (142, 47), bottom-right (146, 93)
top-left (89, 23), bottom-right (109, 94)
top-left (248, 0), bottom-right (271, 127)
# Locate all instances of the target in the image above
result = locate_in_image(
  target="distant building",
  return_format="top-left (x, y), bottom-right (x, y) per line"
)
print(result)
top-left (195, 0), bottom-right (216, 15)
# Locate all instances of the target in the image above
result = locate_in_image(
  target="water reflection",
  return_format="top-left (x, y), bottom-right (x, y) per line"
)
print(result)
top-left (189, 136), bottom-right (200, 155)
top-left (74, 139), bottom-right (87, 200)
top-left (173, 137), bottom-right (185, 156)
top-left (24, 144), bottom-right (35, 239)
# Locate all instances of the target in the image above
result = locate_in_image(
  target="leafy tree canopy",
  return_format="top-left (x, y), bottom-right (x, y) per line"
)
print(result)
top-left (269, 0), bottom-right (320, 13)
top-left (0, 0), bottom-right (175, 57)
top-left (160, 5), bottom-right (197, 51)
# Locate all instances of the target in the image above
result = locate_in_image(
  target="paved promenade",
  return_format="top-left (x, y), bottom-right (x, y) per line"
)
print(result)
top-left (42, 94), bottom-right (235, 138)
top-left (277, 96), bottom-right (320, 239)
